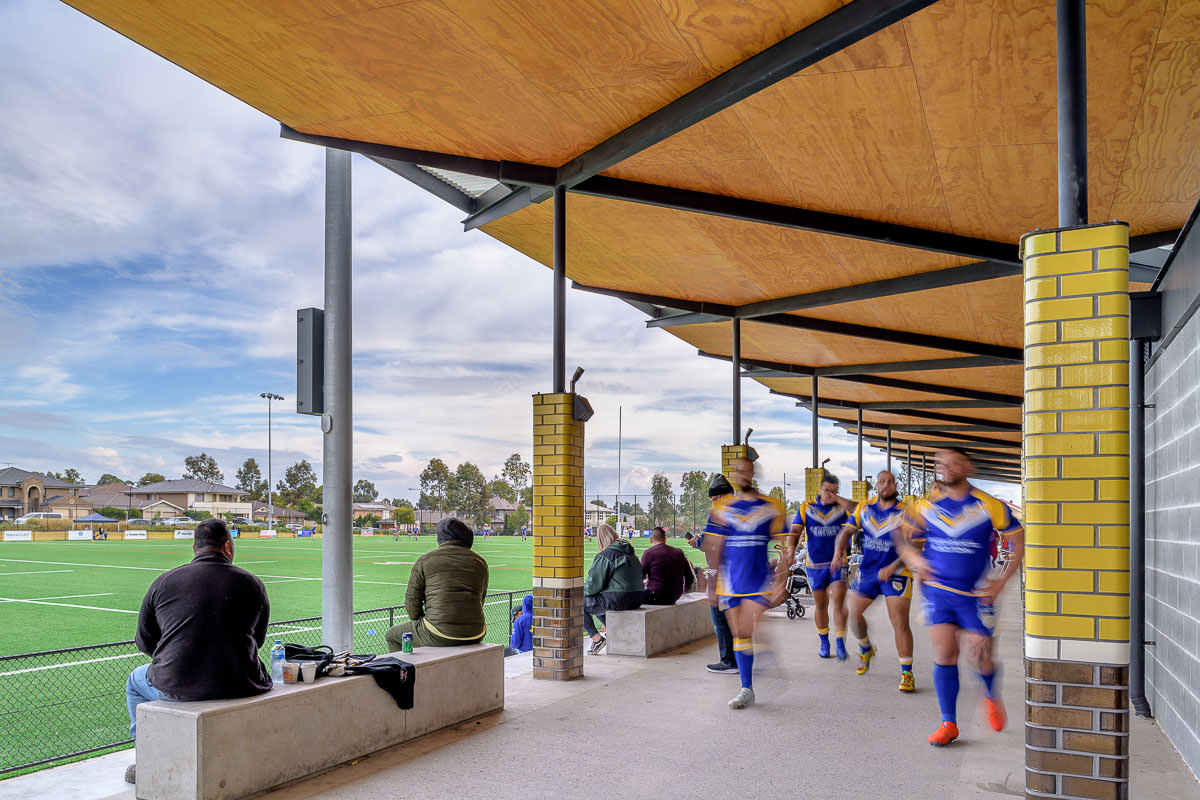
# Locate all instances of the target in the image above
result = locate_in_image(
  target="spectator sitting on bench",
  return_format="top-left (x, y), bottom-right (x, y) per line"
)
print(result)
top-left (509, 593), bottom-right (534, 654)
top-left (385, 517), bottom-right (489, 651)
top-left (124, 519), bottom-right (271, 784)
top-left (584, 523), bottom-right (644, 654)
top-left (641, 526), bottom-right (695, 605)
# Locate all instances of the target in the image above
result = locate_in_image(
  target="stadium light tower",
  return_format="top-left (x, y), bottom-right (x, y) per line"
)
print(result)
top-left (260, 392), bottom-right (284, 530)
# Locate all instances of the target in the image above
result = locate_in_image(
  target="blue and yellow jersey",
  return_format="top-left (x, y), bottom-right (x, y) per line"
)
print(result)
top-left (704, 493), bottom-right (787, 596)
top-left (902, 486), bottom-right (1020, 595)
top-left (848, 497), bottom-right (907, 577)
top-left (794, 498), bottom-right (850, 567)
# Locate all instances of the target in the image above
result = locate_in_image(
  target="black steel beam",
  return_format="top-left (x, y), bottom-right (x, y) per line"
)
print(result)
top-left (647, 310), bottom-right (730, 327)
top-left (861, 399), bottom-right (1016, 410)
top-left (792, 397), bottom-right (1021, 431)
top-left (815, 355), bottom-right (1014, 376)
top-left (366, 156), bottom-right (476, 213)
top-left (574, 281), bottom-right (737, 317)
top-left (850, 424), bottom-right (1021, 449)
top-left (886, 424), bottom-right (1017, 433)
top-left (466, 186), bottom-right (546, 229)
top-left (555, 0), bottom-right (941, 189)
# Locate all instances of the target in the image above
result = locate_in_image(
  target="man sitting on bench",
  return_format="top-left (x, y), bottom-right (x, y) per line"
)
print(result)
top-left (641, 526), bottom-right (695, 605)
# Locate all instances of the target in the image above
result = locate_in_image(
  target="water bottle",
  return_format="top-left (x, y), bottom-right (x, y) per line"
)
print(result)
top-left (270, 640), bottom-right (285, 684)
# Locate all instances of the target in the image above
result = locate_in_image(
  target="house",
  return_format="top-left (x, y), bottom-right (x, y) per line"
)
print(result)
top-left (413, 509), bottom-right (455, 531)
top-left (0, 467), bottom-right (88, 521)
top-left (122, 479), bottom-right (252, 519)
top-left (583, 501), bottom-right (630, 530)
top-left (487, 497), bottom-right (518, 527)
top-left (251, 502), bottom-right (307, 524)
top-left (352, 502), bottom-right (394, 521)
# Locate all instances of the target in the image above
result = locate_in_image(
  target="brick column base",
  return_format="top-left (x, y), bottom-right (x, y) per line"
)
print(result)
top-left (532, 586), bottom-right (583, 680)
top-left (1025, 659), bottom-right (1129, 799)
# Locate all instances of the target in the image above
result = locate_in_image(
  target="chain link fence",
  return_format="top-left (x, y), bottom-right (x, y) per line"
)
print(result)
top-left (0, 590), bottom-right (530, 777)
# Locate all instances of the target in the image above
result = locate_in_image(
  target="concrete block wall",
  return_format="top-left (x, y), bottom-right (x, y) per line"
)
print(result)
top-left (1144, 298), bottom-right (1200, 776)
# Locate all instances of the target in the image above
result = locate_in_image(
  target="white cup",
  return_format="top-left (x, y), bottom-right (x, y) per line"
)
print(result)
top-left (300, 661), bottom-right (317, 683)
top-left (281, 662), bottom-right (299, 684)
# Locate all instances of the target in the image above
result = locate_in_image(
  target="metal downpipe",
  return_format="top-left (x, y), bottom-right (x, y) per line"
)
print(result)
top-left (1129, 338), bottom-right (1152, 717)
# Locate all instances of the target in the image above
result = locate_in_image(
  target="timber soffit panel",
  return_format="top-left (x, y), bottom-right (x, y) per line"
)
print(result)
top-left (61, 0), bottom-right (1200, 459)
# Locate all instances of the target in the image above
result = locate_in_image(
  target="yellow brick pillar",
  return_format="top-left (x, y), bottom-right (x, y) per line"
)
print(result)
top-left (531, 393), bottom-right (585, 680)
top-left (720, 445), bottom-right (748, 479)
top-left (1021, 222), bottom-right (1131, 798)
top-left (804, 467), bottom-right (824, 500)
top-left (852, 481), bottom-right (870, 503)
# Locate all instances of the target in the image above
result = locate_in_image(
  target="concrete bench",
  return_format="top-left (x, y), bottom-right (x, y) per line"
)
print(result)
top-left (605, 593), bottom-right (713, 657)
top-left (134, 643), bottom-right (504, 800)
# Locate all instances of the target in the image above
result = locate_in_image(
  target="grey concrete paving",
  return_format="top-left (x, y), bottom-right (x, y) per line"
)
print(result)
top-left (2, 588), bottom-right (1196, 799)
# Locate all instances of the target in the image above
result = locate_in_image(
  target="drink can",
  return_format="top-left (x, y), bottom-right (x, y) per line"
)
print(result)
top-left (402, 633), bottom-right (413, 653)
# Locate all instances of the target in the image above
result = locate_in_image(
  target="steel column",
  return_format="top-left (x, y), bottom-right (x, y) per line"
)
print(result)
top-left (921, 453), bottom-right (927, 494)
top-left (887, 427), bottom-right (892, 473)
top-left (321, 148), bottom-right (353, 652)
top-left (906, 443), bottom-right (913, 494)
top-left (553, 185), bottom-right (566, 393)
top-left (857, 407), bottom-right (863, 481)
top-left (1130, 338), bottom-right (1152, 717)
top-left (811, 375), bottom-right (819, 468)
top-left (732, 318), bottom-right (741, 445)
top-left (1057, 0), bottom-right (1088, 227)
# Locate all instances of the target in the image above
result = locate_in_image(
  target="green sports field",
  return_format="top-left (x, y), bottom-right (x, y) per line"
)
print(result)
top-left (0, 535), bottom-right (706, 776)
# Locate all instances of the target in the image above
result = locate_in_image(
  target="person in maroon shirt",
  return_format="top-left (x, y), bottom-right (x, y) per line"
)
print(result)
top-left (640, 527), bottom-right (696, 605)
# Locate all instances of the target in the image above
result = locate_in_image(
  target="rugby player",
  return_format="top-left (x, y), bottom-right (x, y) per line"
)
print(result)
top-left (702, 458), bottom-right (789, 709)
top-left (895, 448), bottom-right (1024, 747)
top-left (789, 474), bottom-right (856, 660)
top-left (831, 470), bottom-right (915, 691)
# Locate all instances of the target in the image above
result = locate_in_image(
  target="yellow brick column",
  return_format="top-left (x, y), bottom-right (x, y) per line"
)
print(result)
top-left (1021, 222), bottom-right (1131, 799)
top-left (804, 468), bottom-right (824, 501)
top-left (720, 445), bottom-right (748, 479)
top-left (531, 393), bottom-right (585, 680)
top-left (852, 481), bottom-right (870, 503)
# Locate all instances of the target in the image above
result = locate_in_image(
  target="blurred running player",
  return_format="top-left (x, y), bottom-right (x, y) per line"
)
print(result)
top-left (832, 470), bottom-right (915, 691)
top-left (895, 448), bottom-right (1024, 747)
top-left (702, 458), bottom-right (788, 709)
top-left (789, 475), bottom-right (855, 660)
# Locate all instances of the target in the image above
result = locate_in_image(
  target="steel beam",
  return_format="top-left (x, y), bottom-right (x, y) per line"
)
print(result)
top-left (647, 310), bottom-right (730, 327)
top-left (861, 400), bottom-right (1016, 410)
top-left (467, 186), bottom-right (547, 230)
top-left (1057, 0), bottom-right (1088, 227)
top-left (366, 156), bottom-right (476, 213)
top-left (885, 423), bottom-right (1019, 433)
top-left (814, 355), bottom-right (1015, 376)
top-left (553, 186), bottom-right (566, 393)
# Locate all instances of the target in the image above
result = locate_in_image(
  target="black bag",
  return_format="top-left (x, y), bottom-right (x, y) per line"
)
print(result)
top-left (282, 643), bottom-right (336, 677)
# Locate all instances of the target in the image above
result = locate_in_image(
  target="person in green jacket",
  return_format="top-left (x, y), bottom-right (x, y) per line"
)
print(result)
top-left (385, 517), bottom-right (489, 650)
top-left (584, 523), bottom-right (645, 654)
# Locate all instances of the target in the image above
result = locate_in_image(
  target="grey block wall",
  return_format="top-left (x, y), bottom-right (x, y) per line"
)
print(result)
top-left (1144, 285), bottom-right (1200, 778)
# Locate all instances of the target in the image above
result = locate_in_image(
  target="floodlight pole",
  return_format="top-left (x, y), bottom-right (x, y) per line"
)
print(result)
top-left (260, 392), bottom-right (283, 530)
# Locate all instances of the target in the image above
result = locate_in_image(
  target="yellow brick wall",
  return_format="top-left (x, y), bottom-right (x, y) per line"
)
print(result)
top-left (804, 467), bottom-right (824, 501)
top-left (531, 393), bottom-right (584, 583)
top-left (720, 445), bottom-right (748, 480)
top-left (852, 480), bottom-right (869, 503)
top-left (1020, 222), bottom-right (1130, 654)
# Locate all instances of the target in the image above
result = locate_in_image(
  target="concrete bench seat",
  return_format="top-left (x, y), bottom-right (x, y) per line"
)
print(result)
top-left (134, 643), bottom-right (504, 800)
top-left (605, 592), bottom-right (713, 657)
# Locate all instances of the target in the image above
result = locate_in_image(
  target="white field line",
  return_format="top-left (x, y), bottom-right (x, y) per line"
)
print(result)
top-left (0, 596), bottom-right (137, 614)
top-left (235, 561), bottom-right (277, 565)
top-left (0, 558), bottom-right (166, 572)
top-left (0, 593), bottom-right (112, 603)
top-left (0, 651), bottom-right (144, 677)
top-left (0, 570), bottom-right (75, 576)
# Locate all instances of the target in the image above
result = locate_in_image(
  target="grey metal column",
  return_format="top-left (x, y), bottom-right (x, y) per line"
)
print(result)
top-left (322, 148), bottom-right (353, 651)
top-left (1129, 338), bottom-right (1151, 716)
top-left (886, 427), bottom-right (892, 473)
top-left (921, 453), bottom-right (927, 494)
top-left (1057, 0), bottom-right (1087, 227)
top-left (553, 185), bottom-right (566, 393)
top-left (857, 407), bottom-right (863, 481)
top-left (906, 443), bottom-right (912, 495)
top-left (732, 318), bottom-right (741, 445)
top-left (811, 375), bottom-right (819, 468)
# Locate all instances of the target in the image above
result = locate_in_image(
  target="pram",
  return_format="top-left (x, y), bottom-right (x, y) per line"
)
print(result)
top-left (784, 552), bottom-right (810, 620)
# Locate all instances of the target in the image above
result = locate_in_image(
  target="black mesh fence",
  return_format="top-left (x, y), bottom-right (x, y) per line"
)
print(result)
top-left (0, 590), bottom-right (529, 776)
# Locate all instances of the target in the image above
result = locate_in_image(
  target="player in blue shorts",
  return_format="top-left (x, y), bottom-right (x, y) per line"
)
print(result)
top-left (702, 457), bottom-right (788, 710)
top-left (895, 448), bottom-right (1025, 747)
top-left (789, 474), bottom-right (856, 660)
top-left (832, 470), bottom-right (915, 691)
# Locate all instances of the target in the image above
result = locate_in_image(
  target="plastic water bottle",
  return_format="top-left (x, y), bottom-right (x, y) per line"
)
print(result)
top-left (270, 640), bottom-right (285, 684)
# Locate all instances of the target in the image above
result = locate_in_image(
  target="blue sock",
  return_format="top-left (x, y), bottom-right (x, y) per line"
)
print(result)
top-left (980, 669), bottom-right (996, 699)
top-left (932, 663), bottom-right (959, 723)
top-left (734, 637), bottom-right (754, 689)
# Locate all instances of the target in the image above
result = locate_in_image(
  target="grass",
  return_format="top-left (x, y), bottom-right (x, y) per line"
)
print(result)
top-left (0, 534), bottom-right (705, 777)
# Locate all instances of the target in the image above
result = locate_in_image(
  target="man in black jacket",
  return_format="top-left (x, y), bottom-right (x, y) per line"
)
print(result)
top-left (124, 519), bottom-right (271, 783)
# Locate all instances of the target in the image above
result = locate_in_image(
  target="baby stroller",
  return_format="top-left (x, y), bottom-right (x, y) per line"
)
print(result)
top-left (784, 553), bottom-right (810, 620)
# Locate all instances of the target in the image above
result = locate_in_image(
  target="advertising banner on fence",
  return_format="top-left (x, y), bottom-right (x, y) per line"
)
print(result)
top-left (67, 530), bottom-right (93, 541)
top-left (260, 529), bottom-right (277, 538)
top-left (298, 529), bottom-right (314, 537)
top-left (360, 528), bottom-right (374, 536)
top-left (174, 530), bottom-right (194, 539)
top-left (4, 530), bottom-right (33, 542)
top-left (124, 530), bottom-right (147, 540)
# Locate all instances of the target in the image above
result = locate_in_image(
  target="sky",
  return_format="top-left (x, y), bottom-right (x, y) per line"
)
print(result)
top-left (0, 1), bottom-right (1018, 507)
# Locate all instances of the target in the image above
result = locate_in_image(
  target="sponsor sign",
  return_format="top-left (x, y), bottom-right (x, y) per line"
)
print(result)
top-left (360, 528), bottom-right (374, 536)
top-left (124, 530), bottom-right (147, 540)
top-left (174, 530), bottom-right (194, 539)
top-left (68, 530), bottom-right (93, 541)
top-left (260, 529), bottom-right (277, 538)
top-left (4, 530), bottom-right (33, 542)
top-left (298, 529), bottom-right (315, 538)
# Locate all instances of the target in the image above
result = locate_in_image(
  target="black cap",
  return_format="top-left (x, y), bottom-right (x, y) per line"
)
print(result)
top-left (708, 474), bottom-right (733, 497)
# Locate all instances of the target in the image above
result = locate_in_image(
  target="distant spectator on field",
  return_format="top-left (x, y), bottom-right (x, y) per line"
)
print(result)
top-left (124, 519), bottom-right (271, 784)
top-left (509, 593), bottom-right (534, 654)
top-left (583, 523), bottom-right (644, 654)
top-left (641, 526), bottom-right (695, 605)
top-left (385, 517), bottom-right (489, 651)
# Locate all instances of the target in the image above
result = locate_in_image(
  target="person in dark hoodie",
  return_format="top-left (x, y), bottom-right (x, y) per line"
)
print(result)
top-left (509, 594), bottom-right (534, 654)
top-left (385, 517), bottom-right (489, 651)
top-left (583, 522), bottom-right (644, 654)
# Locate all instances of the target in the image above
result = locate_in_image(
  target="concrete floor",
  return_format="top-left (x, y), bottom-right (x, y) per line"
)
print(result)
top-left (3, 590), bottom-right (1196, 800)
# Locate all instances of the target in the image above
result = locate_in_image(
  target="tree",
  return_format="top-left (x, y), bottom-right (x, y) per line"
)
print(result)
top-left (353, 479), bottom-right (378, 503)
top-left (393, 506), bottom-right (416, 526)
top-left (183, 453), bottom-right (224, 484)
top-left (419, 458), bottom-right (452, 512)
top-left (894, 462), bottom-right (932, 497)
top-left (450, 462), bottom-right (488, 525)
top-left (487, 477), bottom-right (516, 503)
top-left (137, 472), bottom-right (166, 486)
top-left (97, 473), bottom-right (124, 486)
top-left (677, 470), bottom-right (712, 532)
top-left (393, 498), bottom-right (414, 511)
top-left (96, 506), bottom-right (128, 520)
top-left (501, 453), bottom-right (531, 504)
top-left (649, 472), bottom-right (673, 526)
top-left (768, 486), bottom-right (786, 505)
top-left (236, 458), bottom-right (266, 500)
top-left (506, 506), bottom-right (528, 533)
top-left (277, 459), bottom-right (318, 508)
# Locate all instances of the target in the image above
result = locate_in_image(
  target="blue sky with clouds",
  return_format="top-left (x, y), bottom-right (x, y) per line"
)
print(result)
top-left (0, 1), bottom-right (1018, 506)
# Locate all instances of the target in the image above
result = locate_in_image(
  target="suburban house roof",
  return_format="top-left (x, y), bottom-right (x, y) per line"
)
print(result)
top-left (131, 479), bottom-right (245, 494)
top-left (0, 467), bottom-right (79, 488)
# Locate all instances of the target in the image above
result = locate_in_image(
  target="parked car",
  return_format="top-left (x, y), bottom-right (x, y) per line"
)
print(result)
top-left (126, 518), bottom-right (152, 528)
top-left (14, 512), bottom-right (64, 524)
top-left (158, 516), bottom-right (195, 526)
top-left (285, 523), bottom-right (304, 530)
top-left (231, 517), bottom-right (248, 525)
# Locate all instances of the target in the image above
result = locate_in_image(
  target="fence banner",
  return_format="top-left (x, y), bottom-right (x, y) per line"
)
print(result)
top-left (260, 529), bottom-right (277, 538)
top-left (67, 530), bottom-right (92, 541)
top-left (360, 528), bottom-right (374, 536)
top-left (4, 530), bottom-right (32, 542)
top-left (124, 530), bottom-right (147, 540)
top-left (298, 529), bottom-right (314, 537)
top-left (173, 530), bottom-right (194, 539)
